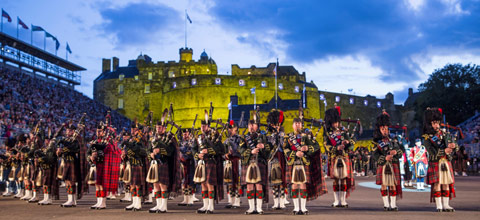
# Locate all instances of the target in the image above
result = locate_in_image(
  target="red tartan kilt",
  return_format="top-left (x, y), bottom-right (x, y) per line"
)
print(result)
top-left (273, 151), bottom-right (287, 186)
top-left (130, 165), bottom-right (145, 186)
top-left (41, 168), bottom-right (54, 186)
top-left (241, 162), bottom-right (268, 186)
top-left (205, 160), bottom-right (218, 186)
top-left (376, 162), bottom-right (401, 186)
top-left (157, 162), bottom-right (170, 185)
top-left (427, 161), bottom-right (454, 185)
top-left (62, 161), bottom-right (77, 182)
top-left (181, 159), bottom-right (195, 187)
top-left (286, 164), bottom-right (310, 184)
top-left (95, 163), bottom-right (105, 186)
top-left (329, 156), bottom-right (353, 179)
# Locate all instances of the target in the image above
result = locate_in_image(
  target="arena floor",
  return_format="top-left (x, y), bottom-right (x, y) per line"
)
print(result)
top-left (1, 176), bottom-right (479, 220)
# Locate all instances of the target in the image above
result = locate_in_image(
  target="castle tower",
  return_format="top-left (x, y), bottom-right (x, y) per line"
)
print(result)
top-left (179, 47), bottom-right (193, 62)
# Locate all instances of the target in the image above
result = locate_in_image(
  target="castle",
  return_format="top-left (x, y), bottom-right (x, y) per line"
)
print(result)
top-left (94, 48), bottom-right (403, 134)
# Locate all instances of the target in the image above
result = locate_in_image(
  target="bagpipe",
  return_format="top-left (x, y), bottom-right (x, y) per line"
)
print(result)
top-left (57, 113), bottom-right (86, 180)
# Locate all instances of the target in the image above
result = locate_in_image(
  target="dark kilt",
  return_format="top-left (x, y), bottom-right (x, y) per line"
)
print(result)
top-left (42, 167), bottom-right (54, 186)
top-left (205, 160), bottom-right (218, 186)
top-left (130, 165), bottom-right (145, 186)
top-left (226, 157), bottom-right (240, 189)
top-left (95, 162), bottom-right (105, 186)
top-left (241, 162), bottom-right (268, 186)
top-left (286, 164), bottom-right (310, 184)
top-left (181, 159), bottom-right (195, 188)
top-left (62, 161), bottom-right (77, 182)
top-left (30, 165), bottom-right (39, 181)
top-left (157, 162), bottom-right (170, 185)
top-left (271, 152), bottom-right (286, 187)
top-left (426, 160), bottom-right (454, 185)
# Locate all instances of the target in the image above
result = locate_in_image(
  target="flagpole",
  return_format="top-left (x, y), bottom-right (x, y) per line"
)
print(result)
top-left (275, 58), bottom-right (278, 109)
top-left (30, 25), bottom-right (33, 44)
top-left (16, 17), bottom-right (19, 38)
top-left (1, 9), bottom-right (3, 33)
top-left (184, 9), bottom-right (187, 48)
top-left (43, 32), bottom-right (46, 50)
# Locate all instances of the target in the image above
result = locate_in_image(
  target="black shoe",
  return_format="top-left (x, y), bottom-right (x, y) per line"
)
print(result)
top-left (293, 210), bottom-right (300, 215)
top-left (444, 208), bottom-right (455, 212)
top-left (391, 207), bottom-right (398, 211)
top-left (125, 207), bottom-right (134, 211)
top-left (437, 209), bottom-right (443, 212)
top-left (96, 207), bottom-right (106, 210)
top-left (133, 208), bottom-right (141, 212)
top-left (206, 210), bottom-right (214, 214)
top-left (302, 210), bottom-right (309, 215)
top-left (225, 204), bottom-right (233, 209)
top-left (245, 211), bottom-right (255, 215)
top-left (90, 206), bottom-right (97, 209)
top-left (197, 209), bottom-right (206, 214)
top-left (231, 205), bottom-right (240, 209)
top-left (158, 210), bottom-right (167, 213)
top-left (384, 207), bottom-right (389, 211)
top-left (258, 211), bottom-right (264, 215)
top-left (178, 203), bottom-right (187, 206)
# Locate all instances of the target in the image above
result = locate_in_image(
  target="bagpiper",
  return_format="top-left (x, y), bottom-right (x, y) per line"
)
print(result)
top-left (14, 134), bottom-right (27, 200)
top-left (122, 122), bottom-right (148, 211)
top-left (177, 127), bottom-right (196, 207)
top-left (56, 115), bottom-right (88, 208)
top-left (223, 120), bottom-right (242, 209)
top-left (87, 113), bottom-right (122, 210)
top-left (372, 110), bottom-right (403, 211)
top-left (266, 109), bottom-right (288, 210)
top-left (240, 109), bottom-right (270, 215)
top-left (284, 111), bottom-right (325, 215)
top-left (324, 106), bottom-right (355, 208)
top-left (193, 106), bottom-right (225, 214)
top-left (411, 138), bottom-right (428, 190)
top-left (423, 108), bottom-right (457, 212)
top-left (35, 125), bottom-right (62, 205)
top-left (147, 109), bottom-right (182, 213)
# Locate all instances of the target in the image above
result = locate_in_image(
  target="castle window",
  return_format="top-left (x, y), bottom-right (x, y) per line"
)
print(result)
top-left (335, 96), bottom-right (340, 102)
top-left (118, 84), bottom-right (124, 95)
top-left (215, 78), bottom-right (221, 85)
top-left (295, 86), bottom-right (300, 93)
top-left (320, 94), bottom-right (325, 100)
top-left (239, 79), bottom-right (245, 86)
top-left (191, 78), bottom-right (197, 86)
top-left (377, 101), bottom-right (382, 108)
top-left (119, 74), bottom-right (124, 81)
top-left (364, 100), bottom-right (368, 106)
top-left (134, 75), bottom-right (139, 80)
top-left (349, 98), bottom-right (354, 104)
top-left (144, 84), bottom-right (150, 93)
top-left (278, 83), bottom-right (283, 90)
top-left (148, 72), bottom-right (153, 80)
top-left (118, 99), bottom-right (124, 109)
top-left (172, 82), bottom-right (177, 89)
top-left (261, 81), bottom-right (267, 87)
top-left (168, 71), bottom-right (174, 78)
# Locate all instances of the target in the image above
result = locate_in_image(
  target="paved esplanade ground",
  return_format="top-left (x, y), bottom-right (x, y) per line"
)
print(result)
top-left (1, 176), bottom-right (479, 220)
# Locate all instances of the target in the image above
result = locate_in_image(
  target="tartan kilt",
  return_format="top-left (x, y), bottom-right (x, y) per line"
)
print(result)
top-left (225, 157), bottom-right (240, 188)
top-left (286, 164), bottom-right (311, 184)
top-left (376, 162), bottom-right (401, 186)
top-left (205, 160), bottom-right (218, 186)
top-left (157, 162), bottom-right (170, 185)
top-left (427, 160), bottom-right (455, 185)
top-left (24, 164), bottom-right (34, 181)
top-left (95, 162), bottom-right (105, 186)
top-left (181, 159), bottom-right (195, 187)
top-left (130, 165), bottom-right (145, 186)
top-left (241, 162), bottom-right (268, 186)
top-left (270, 152), bottom-right (287, 187)
top-left (62, 161), bottom-right (77, 182)
top-left (329, 156), bottom-right (353, 179)
top-left (42, 167), bottom-right (54, 186)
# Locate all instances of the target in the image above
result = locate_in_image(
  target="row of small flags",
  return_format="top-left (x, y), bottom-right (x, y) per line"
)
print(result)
top-left (2, 8), bottom-right (72, 54)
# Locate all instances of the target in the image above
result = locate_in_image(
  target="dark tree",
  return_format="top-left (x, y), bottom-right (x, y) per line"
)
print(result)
top-left (415, 63), bottom-right (480, 126)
